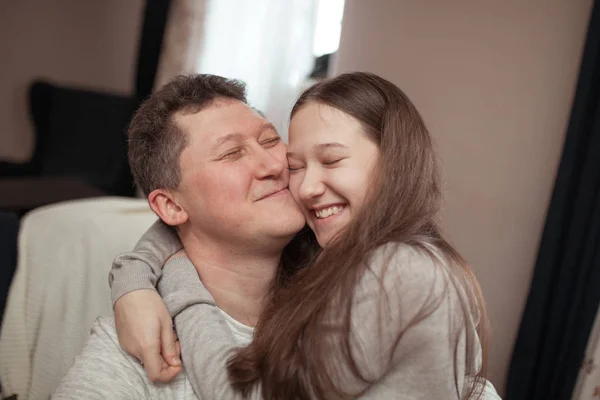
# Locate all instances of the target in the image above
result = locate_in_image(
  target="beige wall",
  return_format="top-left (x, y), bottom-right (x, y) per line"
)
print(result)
top-left (334, 0), bottom-right (593, 394)
top-left (0, 0), bottom-right (144, 162)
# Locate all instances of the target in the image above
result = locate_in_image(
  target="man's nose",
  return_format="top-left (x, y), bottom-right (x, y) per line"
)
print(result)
top-left (254, 147), bottom-right (285, 179)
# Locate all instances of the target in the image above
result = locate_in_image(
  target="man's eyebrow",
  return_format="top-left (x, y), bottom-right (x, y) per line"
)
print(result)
top-left (258, 122), bottom-right (278, 136)
top-left (212, 123), bottom-right (278, 151)
top-left (212, 132), bottom-right (245, 151)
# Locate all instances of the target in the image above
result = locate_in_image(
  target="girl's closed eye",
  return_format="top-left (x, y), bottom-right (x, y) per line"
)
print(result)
top-left (287, 163), bottom-right (304, 171)
top-left (322, 157), bottom-right (346, 166)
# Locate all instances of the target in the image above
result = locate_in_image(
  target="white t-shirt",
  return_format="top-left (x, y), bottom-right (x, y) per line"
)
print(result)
top-left (218, 309), bottom-right (254, 346)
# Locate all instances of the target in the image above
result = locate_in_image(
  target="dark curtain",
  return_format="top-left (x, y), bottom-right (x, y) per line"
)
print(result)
top-left (135, 0), bottom-right (172, 102)
top-left (505, 1), bottom-right (600, 399)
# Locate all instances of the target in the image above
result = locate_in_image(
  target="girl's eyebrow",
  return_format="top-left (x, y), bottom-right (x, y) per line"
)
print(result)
top-left (314, 142), bottom-right (348, 152)
top-left (287, 142), bottom-right (348, 158)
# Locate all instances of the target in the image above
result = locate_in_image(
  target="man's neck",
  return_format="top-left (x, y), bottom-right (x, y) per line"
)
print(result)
top-left (179, 230), bottom-right (281, 327)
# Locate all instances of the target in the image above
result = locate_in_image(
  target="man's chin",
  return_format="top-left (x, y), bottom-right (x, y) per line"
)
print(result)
top-left (279, 217), bottom-right (306, 237)
top-left (268, 215), bottom-right (306, 241)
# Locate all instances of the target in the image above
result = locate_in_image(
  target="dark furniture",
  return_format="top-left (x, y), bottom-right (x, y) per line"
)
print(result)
top-left (0, 212), bottom-right (19, 329)
top-left (0, 81), bottom-right (137, 214)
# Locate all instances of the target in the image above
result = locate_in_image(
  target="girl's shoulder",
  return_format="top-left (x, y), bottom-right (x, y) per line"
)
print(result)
top-left (366, 242), bottom-right (449, 288)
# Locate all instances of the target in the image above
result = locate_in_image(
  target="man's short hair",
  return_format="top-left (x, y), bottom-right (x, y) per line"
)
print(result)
top-left (128, 74), bottom-right (247, 196)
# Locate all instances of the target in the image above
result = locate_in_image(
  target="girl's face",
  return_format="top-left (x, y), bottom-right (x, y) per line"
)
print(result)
top-left (287, 103), bottom-right (380, 247)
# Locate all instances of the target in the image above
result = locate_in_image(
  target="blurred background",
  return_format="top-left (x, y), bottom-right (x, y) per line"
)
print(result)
top-left (1, 1), bottom-right (599, 399)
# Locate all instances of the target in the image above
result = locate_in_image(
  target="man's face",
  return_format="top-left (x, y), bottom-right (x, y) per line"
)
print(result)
top-left (172, 99), bottom-right (305, 250)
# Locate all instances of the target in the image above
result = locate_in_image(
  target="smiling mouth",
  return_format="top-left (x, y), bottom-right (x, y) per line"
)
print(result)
top-left (258, 188), bottom-right (288, 201)
top-left (314, 205), bottom-right (345, 219)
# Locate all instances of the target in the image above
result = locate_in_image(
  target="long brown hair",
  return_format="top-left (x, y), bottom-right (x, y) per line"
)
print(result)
top-left (228, 72), bottom-right (489, 399)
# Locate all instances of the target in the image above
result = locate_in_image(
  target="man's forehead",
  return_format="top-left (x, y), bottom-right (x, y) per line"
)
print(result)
top-left (174, 100), bottom-right (267, 142)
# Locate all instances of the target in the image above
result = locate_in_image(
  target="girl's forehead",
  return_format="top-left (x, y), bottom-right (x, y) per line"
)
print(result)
top-left (288, 105), bottom-right (371, 155)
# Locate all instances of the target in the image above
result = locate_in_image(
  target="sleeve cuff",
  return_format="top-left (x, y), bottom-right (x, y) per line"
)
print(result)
top-left (110, 260), bottom-right (159, 305)
top-left (158, 257), bottom-right (216, 317)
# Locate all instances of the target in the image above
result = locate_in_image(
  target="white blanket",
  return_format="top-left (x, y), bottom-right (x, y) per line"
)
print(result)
top-left (0, 197), bottom-right (157, 400)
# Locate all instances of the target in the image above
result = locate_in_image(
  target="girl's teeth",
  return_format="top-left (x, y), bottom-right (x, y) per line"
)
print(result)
top-left (315, 206), bottom-right (344, 219)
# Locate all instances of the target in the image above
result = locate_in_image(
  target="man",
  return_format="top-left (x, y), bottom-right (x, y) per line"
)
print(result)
top-left (52, 74), bottom-right (305, 399)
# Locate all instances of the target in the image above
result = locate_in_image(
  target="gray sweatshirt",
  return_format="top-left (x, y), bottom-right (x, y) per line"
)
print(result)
top-left (52, 310), bottom-right (253, 399)
top-left (103, 220), bottom-right (500, 399)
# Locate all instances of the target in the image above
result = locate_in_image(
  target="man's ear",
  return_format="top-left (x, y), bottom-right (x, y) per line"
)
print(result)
top-left (148, 189), bottom-right (189, 226)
